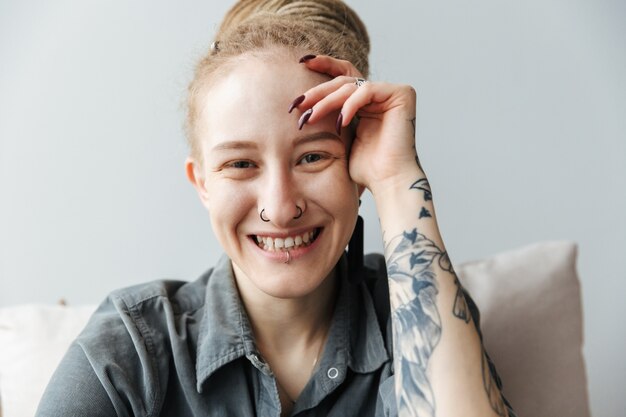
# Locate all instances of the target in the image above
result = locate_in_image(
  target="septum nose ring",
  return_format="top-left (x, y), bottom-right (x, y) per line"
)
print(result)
top-left (293, 205), bottom-right (303, 219)
top-left (259, 205), bottom-right (303, 222)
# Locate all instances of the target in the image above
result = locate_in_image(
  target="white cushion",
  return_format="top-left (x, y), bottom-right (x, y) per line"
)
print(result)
top-left (0, 304), bottom-right (96, 417)
top-left (457, 240), bottom-right (590, 417)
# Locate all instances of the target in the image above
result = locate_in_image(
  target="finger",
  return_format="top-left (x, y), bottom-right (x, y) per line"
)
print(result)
top-left (299, 54), bottom-right (363, 78)
top-left (305, 83), bottom-right (357, 125)
top-left (339, 82), bottom-right (399, 126)
top-left (291, 75), bottom-right (356, 113)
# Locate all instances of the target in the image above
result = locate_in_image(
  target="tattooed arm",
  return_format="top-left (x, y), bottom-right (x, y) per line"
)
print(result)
top-left (347, 97), bottom-right (512, 415)
top-left (372, 160), bottom-right (510, 417)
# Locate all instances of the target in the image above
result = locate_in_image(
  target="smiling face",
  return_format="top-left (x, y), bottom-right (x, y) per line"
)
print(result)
top-left (187, 50), bottom-right (360, 300)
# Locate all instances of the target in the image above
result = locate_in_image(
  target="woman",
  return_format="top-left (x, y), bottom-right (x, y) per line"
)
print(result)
top-left (37, 1), bottom-right (515, 416)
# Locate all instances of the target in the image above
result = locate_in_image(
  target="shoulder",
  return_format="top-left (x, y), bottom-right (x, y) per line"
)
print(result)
top-left (54, 268), bottom-right (217, 415)
top-left (107, 271), bottom-right (211, 315)
top-left (80, 268), bottom-right (216, 346)
top-left (73, 267), bottom-right (220, 376)
top-left (39, 256), bottom-right (236, 416)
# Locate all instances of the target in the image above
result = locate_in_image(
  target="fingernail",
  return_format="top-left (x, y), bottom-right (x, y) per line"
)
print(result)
top-left (288, 95), bottom-right (305, 113)
top-left (336, 113), bottom-right (343, 135)
top-left (298, 109), bottom-right (313, 130)
top-left (298, 54), bottom-right (316, 63)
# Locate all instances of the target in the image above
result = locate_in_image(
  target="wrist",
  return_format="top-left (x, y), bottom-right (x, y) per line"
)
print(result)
top-left (369, 165), bottom-right (440, 239)
top-left (368, 165), bottom-right (428, 200)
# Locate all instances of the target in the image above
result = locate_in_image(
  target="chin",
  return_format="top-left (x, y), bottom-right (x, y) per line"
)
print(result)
top-left (231, 255), bottom-right (335, 301)
top-left (256, 267), bottom-right (331, 299)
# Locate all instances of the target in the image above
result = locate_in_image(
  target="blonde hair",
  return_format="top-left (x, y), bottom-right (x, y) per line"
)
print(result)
top-left (185, 0), bottom-right (370, 162)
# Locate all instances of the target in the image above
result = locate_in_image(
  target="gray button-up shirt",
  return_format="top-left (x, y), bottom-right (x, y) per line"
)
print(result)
top-left (36, 253), bottom-right (513, 416)
top-left (36, 254), bottom-right (398, 416)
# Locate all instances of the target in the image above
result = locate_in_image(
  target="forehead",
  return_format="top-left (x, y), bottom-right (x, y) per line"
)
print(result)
top-left (219, 52), bottom-right (329, 103)
top-left (197, 52), bottom-right (333, 149)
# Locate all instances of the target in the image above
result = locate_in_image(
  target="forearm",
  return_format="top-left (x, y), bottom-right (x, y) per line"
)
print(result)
top-left (372, 166), bottom-right (509, 417)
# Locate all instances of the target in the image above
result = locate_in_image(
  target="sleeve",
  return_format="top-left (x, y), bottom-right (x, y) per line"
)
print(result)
top-left (35, 293), bottom-right (167, 417)
top-left (35, 342), bottom-right (118, 417)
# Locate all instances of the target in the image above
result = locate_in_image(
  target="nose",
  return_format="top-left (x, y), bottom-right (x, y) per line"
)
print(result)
top-left (258, 168), bottom-right (305, 227)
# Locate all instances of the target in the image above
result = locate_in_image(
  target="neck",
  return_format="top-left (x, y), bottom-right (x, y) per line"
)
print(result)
top-left (232, 265), bottom-right (338, 353)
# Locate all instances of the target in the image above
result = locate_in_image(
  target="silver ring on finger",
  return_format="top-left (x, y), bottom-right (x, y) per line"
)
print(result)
top-left (354, 77), bottom-right (367, 87)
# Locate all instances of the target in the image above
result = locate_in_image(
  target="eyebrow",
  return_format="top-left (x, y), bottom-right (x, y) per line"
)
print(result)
top-left (294, 131), bottom-right (343, 146)
top-left (211, 131), bottom-right (342, 152)
top-left (211, 140), bottom-right (258, 152)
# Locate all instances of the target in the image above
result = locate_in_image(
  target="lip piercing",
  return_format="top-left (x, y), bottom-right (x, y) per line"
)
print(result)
top-left (293, 205), bottom-right (303, 219)
top-left (284, 251), bottom-right (291, 264)
top-left (260, 209), bottom-right (270, 222)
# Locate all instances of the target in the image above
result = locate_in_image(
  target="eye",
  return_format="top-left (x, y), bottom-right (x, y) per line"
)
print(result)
top-left (228, 160), bottom-right (255, 169)
top-left (300, 153), bottom-right (324, 164)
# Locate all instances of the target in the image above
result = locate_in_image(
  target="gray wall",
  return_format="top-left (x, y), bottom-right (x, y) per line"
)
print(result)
top-left (1, 0), bottom-right (624, 415)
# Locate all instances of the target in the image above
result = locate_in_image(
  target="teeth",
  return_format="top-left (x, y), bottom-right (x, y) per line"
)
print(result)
top-left (255, 229), bottom-right (318, 251)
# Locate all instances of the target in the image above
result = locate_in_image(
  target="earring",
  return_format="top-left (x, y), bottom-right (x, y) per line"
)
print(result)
top-left (347, 214), bottom-right (364, 284)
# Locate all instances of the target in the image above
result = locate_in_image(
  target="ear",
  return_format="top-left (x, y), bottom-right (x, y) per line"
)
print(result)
top-left (357, 184), bottom-right (366, 197)
top-left (185, 156), bottom-right (211, 210)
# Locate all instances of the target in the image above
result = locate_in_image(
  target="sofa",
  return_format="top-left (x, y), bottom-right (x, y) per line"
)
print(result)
top-left (0, 241), bottom-right (591, 417)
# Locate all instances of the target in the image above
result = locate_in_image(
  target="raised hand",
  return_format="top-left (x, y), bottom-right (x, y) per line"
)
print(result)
top-left (290, 55), bottom-right (422, 194)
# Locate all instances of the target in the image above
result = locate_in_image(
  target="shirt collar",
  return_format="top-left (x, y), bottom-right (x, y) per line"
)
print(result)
top-left (195, 253), bottom-right (389, 393)
top-left (195, 254), bottom-right (254, 393)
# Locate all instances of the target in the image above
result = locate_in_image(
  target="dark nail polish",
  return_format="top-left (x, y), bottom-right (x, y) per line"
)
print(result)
top-left (298, 109), bottom-right (313, 130)
top-left (298, 54), bottom-right (316, 63)
top-left (288, 95), bottom-right (305, 113)
top-left (336, 113), bottom-right (343, 135)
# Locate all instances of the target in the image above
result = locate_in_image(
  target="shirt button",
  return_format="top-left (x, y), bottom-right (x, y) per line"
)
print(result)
top-left (327, 367), bottom-right (339, 379)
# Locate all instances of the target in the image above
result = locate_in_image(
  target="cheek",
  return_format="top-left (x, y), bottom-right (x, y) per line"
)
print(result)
top-left (304, 168), bottom-right (360, 214)
top-left (204, 179), bottom-right (256, 231)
